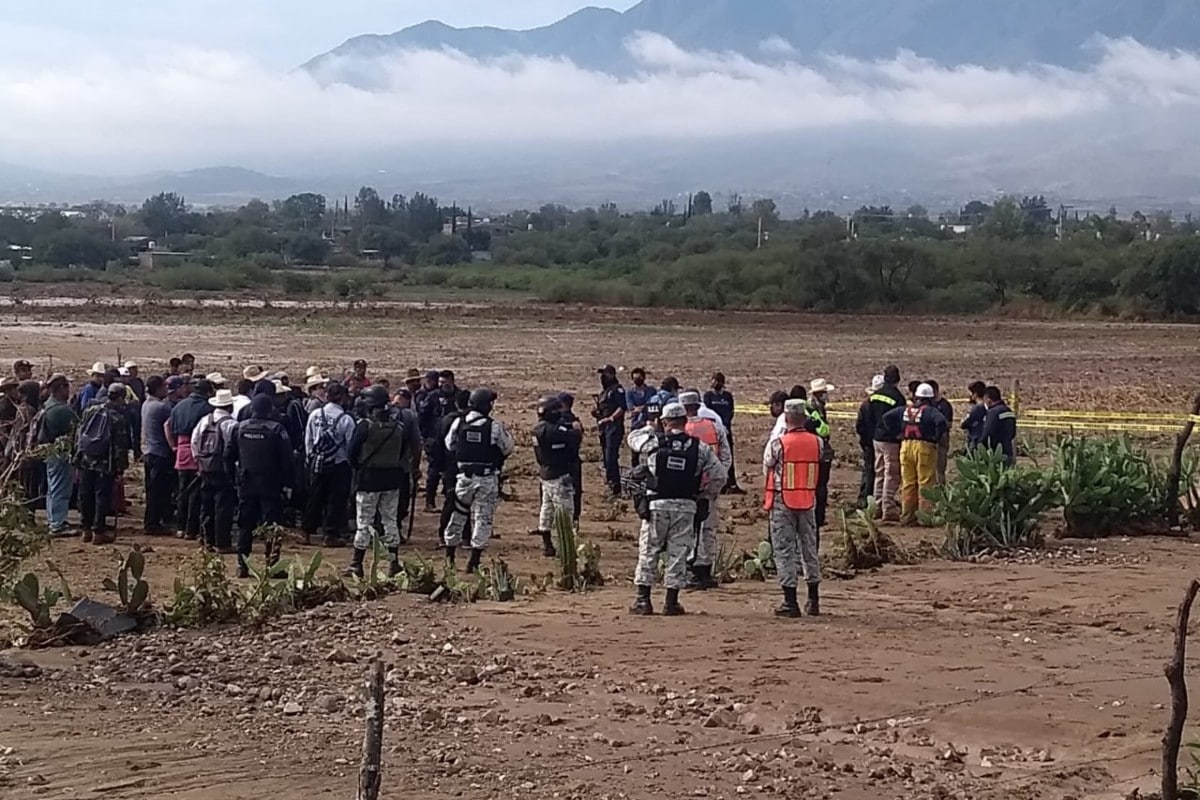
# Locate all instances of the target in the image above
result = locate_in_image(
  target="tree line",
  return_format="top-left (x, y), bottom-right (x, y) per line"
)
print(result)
top-left (1, 189), bottom-right (1199, 317)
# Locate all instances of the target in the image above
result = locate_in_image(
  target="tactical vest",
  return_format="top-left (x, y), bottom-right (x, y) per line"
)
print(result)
top-left (651, 433), bottom-right (701, 501)
top-left (455, 418), bottom-right (501, 469)
top-left (360, 417), bottom-right (404, 470)
top-left (534, 423), bottom-right (573, 480)
top-left (237, 418), bottom-right (284, 474)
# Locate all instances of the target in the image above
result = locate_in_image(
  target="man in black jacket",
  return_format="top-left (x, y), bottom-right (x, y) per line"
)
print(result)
top-left (854, 375), bottom-right (883, 506)
top-left (867, 365), bottom-right (907, 522)
top-left (980, 386), bottom-right (1017, 466)
top-left (928, 380), bottom-right (955, 485)
top-left (346, 386), bottom-right (410, 578)
top-left (532, 396), bottom-right (582, 557)
top-left (431, 389), bottom-right (470, 543)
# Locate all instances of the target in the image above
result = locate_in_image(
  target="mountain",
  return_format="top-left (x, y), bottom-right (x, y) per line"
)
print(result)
top-left (304, 0), bottom-right (1200, 82)
top-left (0, 166), bottom-right (307, 208)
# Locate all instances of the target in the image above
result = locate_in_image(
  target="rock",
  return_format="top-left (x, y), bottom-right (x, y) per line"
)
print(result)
top-left (282, 702), bottom-right (303, 716)
top-left (258, 687), bottom-right (273, 702)
top-left (284, 653), bottom-right (304, 667)
top-left (226, 684), bottom-right (244, 696)
top-left (326, 648), bottom-right (356, 665)
top-left (176, 677), bottom-right (195, 691)
top-left (703, 710), bottom-right (735, 729)
top-left (453, 665), bottom-right (479, 685)
top-left (741, 769), bottom-right (757, 783)
top-left (319, 695), bottom-right (342, 714)
top-left (481, 709), bottom-right (502, 724)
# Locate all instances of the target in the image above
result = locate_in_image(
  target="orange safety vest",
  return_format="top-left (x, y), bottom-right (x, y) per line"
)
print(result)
top-left (686, 417), bottom-right (720, 487)
top-left (763, 430), bottom-right (821, 511)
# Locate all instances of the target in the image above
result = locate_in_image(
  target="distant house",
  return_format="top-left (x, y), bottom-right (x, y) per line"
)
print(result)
top-left (137, 249), bottom-right (192, 269)
top-left (941, 223), bottom-right (973, 236)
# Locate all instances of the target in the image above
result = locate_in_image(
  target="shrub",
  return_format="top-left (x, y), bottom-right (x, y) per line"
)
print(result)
top-left (1051, 435), bottom-right (1177, 538)
top-left (219, 262), bottom-right (274, 289)
top-left (926, 448), bottom-right (1055, 558)
top-left (278, 271), bottom-right (319, 295)
top-left (152, 264), bottom-right (227, 292)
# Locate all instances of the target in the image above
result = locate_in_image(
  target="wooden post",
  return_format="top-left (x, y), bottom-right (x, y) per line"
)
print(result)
top-left (357, 661), bottom-right (386, 800)
top-left (1012, 378), bottom-right (1021, 418)
top-left (1166, 393), bottom-right (1200, 528)
top-left (1162, 579), bottom-right (1200, 800)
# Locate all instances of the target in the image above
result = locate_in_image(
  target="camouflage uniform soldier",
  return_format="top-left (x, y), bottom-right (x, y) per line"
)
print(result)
top-left (532, 395), bottom-right (582, 559)
top-left (762, 400), bottom-right (826, 618)
top-left (443, 388), bottom-right (515, 574)
top-left (628, 402), bottom-right (726, 616)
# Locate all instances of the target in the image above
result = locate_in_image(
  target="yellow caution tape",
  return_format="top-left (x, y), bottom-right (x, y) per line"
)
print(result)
top-left (737, 405), bottom-right (1192, 434)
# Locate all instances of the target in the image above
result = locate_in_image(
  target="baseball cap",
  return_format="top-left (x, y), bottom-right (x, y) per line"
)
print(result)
top-left (597, 364), bottom-right (617, 375)
top-left (166, 376), bottom-right (187, 392)
top-left (13, 359), bottom-right (31, 370)
top-left (661, 402), bottom-right (687, 420)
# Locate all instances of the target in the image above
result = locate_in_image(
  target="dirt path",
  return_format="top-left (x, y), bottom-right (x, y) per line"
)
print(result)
top-left (1, 304), bottom-right (1198, 799)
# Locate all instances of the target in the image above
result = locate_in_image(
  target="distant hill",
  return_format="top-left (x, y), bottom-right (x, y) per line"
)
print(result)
top-left (304, 0), bottom-right (1200, 83)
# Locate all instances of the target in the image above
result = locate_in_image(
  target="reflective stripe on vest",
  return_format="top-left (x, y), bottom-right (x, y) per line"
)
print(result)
top-left (806, 404), bottom-right (830, 439)
top-left (869, 393), bottom-right (898, 407)
top-left (763, 430), bottom-right (821, 512)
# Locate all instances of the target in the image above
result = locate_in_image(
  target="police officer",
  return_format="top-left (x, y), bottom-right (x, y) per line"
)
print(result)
top-left (679, 391), bottom-right (732, 591)
top-left (558, 392), bottom-right (584, 526)
top-left (346, 385), bottom-right (409, 579)
top-left (593, 365), bottom-right (626, 498)
top-left (443, 388), bottom-right (515, 573)
top-left (980, 386), bottom-right (1017, 466)
top-left (433, 389), bottom-right (470, 543)
top-left (627, 402), bottom-right (726, 617)
top-left (226, 394), bottom-right (293, 578)
top-left (532, 395), bottom-right (582, 558)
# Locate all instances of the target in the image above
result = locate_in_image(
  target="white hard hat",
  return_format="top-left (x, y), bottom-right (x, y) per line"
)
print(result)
top-left (916, 383), bottom-right (935, 399)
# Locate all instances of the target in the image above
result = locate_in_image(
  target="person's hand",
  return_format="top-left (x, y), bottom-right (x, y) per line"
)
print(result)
top-left (571, 421), bottom-right (582, 432)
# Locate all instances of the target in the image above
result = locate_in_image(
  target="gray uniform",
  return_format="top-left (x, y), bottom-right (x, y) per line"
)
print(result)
top-left (762, 432), bottom-right (827, 589)
top-left (629, 426), bottom-right (726, 589)
top-left (686, 415), bottom-right (733, 569)
top-left (443, 411), bottom-right (515, 550)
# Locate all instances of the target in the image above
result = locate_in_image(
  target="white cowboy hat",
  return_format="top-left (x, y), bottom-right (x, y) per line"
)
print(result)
top-left (273, 380), bottom-right (291, 396)
top-left (810, 378), bottom-right (836, 394)
top-left (206, 372), bottom-right (227, 386)
top-left (242, 365), bottom-right (266, 382)
top-left (305, 366), bottom-right (322, 378)
top-left (305, 374), bottom-right (327, 390)
top-left (123, 360), bottom-right (138, 369)
top-left (90, 362), bottom-right (107, 375)
top-left (209, 389), bottom-right (235, 408)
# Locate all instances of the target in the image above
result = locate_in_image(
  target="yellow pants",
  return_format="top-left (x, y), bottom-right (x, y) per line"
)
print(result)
top-left (900, 439), bottom-right (938, 523)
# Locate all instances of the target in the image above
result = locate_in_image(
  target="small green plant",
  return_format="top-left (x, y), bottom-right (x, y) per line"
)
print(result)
top-left (479, 558), bottom-right (520, 602)
top-left (829, 501), bottom-right (914, 571)
top-left (166, 551), bottom-right (243, 627)
top-left (742, 541), bottom-right (775, 580)
top-left (102, 551), bottom-right (150, 616)
top-left (552, 509), bottom-right (602, 591)
top-left (254, 523), bottom-right (285, 568)
top-left (12, 573), bottom-right (60, 629)
top-left (926, 447), bottom-right (1054, 558)
top-left (712, 540), bottom-right (742, 584)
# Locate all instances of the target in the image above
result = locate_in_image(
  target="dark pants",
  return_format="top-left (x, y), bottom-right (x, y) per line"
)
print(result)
top-left (570, 461), bottom-right (582, 521)
top-left (304, 461), bottom-right (353, 539)
top-left (424, 463), bottom-right (443, 508)
top-left (143, 453), bottom-right (175, 533)
top-left (725, 427), bottom-right (741, 489)
top-left (177, 470), bottom-right (202, 538)
top-left (20, 460), bottom-right (44, 511)
top-left (859, 444), bottom-right (875, 504)
top-left (238, 481), bottom-right (283, 562)
top-left (285, 451), bottom-right (307, 527)
top-left (815, 460), bottom-right (832, 537)
top-left (200, 473), bottom-right (237, 550)
top-left (79, 469), bottom-right (115, 533)
top-left (437, 468), bottom-right (470, 544)
top-left (393, 471), bottom-right (414, 540)
top-left (601, 422), bottom-right (624, 494)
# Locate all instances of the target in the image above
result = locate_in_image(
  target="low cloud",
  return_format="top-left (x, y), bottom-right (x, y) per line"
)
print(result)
top-left (0, 33), bottom-right (1198, 175)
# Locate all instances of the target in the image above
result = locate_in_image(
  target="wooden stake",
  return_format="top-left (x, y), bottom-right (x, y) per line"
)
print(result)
top-left (1166, 393), bottom-right (1200, 528)
top-left (1162, 579), bottom-right (1200, 800)
top-left (357, 661), bottom-right (386, 800)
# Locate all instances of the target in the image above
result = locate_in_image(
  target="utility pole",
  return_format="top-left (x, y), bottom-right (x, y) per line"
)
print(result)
top-left (757, 216), bottom-right (763, 249)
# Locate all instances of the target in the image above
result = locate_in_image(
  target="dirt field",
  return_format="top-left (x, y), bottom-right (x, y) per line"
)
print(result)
top-left (2, 303), bottom-right (1200, 800)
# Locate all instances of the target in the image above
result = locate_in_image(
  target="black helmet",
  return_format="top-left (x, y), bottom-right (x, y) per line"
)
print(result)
top-left (363, 384), bottom-right (390, 408)
top-left (468, 388), bottom-right (495, 415)
top-left (537, 395), bottom-right (563, 420)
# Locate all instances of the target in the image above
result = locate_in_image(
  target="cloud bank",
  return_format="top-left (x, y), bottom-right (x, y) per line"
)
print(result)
top-left (1, 34), bottom-right (1199, 175)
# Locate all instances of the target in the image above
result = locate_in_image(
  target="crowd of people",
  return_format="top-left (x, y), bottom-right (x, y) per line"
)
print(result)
top-left (0, 355), bottom-right (1016, 620)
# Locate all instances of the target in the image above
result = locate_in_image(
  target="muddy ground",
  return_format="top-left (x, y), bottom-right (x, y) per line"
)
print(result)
top-left (1, 303), bottom-right (1199, 800)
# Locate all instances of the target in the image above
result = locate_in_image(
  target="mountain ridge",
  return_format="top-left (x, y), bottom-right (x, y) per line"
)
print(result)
top-left (303, 0), bottom-right (1200, 83)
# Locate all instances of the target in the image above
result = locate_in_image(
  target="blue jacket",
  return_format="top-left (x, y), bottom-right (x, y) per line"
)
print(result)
top-left (626, 384), bottom-right (658, 429)
top-left (981, 403), bottom-right (1017, 465)
top-left (962, 403), bottom-right (987, 447)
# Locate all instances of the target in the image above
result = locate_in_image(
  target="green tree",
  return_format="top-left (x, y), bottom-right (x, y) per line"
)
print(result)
top-left (282, 231), bottom-right (330, 265)
top-left (279, 193), bottom-right (327, 230)
top-left (418, 235), bottom-right (471, 266)
top-left (32, 229), bottom-right (120, 269)
top-left (360, 225), bottom-right (411, 267)
top-left (140, 193), bottom-right (189, 238)
top-left (406, 194), bottom-right (442, 242)
top-left (693, 191), bottom-right (713, 216)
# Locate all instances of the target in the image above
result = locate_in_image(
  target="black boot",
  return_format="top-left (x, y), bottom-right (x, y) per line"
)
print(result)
top-left (344, 547), bottom-right (366, 579)
top-left (775, 587), bottom-right (802, 618)
top-left (540, 530), bottom-right (557, 558)
top-left (804, 583), bottom-right (821, 617)
top-left (445, 546), bottom-right (457, 569)
top-left (388, 547), bottom-right (401, 578)
top-left (690, 564), bottom-right (717, 591)
top-left (466, 548), bottom-right (483, 574)
top-left (629, 585), bottom-right (653, 616)
top-left (236, 556), bottom-right (250, 579)
top-left (663, 588), bottom-right (686, 617)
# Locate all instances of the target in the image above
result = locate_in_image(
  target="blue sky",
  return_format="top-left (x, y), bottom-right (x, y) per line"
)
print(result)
top-left (1, 1), bottom-right (636, 68)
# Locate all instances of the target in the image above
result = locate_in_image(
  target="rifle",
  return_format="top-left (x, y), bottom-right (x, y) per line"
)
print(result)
top-left (404, 469), bottom-right (417, 544)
